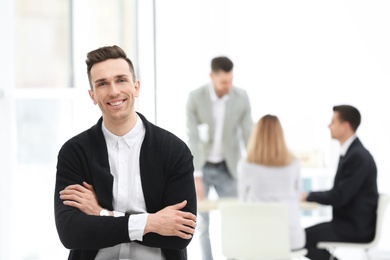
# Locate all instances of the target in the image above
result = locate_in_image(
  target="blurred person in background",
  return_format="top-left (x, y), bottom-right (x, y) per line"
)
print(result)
top-left (186, 56), bottom-right (252, 260)
top-left (237, 114), bottom-right (305, 250)
top-left (302, 105), bottom-right (378, 260)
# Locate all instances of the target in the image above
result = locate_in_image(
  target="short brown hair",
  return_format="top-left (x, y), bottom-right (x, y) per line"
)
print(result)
top-left (211, 56), bottom-right (233, 73)
top-left (85, 45), bottom-right (136, 89)
top-left (333, 105), bottom-right (361, 132)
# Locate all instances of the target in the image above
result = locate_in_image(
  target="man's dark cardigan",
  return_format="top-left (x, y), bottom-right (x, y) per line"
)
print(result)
top-left (54, 113), bottom-right (197, 260)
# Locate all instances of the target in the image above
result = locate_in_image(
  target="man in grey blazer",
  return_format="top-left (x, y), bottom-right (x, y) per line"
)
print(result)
top-left (186, 56), bottom-right (253, 260)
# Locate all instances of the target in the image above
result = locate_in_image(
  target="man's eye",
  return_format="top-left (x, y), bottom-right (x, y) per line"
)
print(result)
top-left (97, 82), bottom-right (107, 86)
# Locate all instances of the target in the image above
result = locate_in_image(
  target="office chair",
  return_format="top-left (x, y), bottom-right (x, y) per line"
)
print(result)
top-left (317, 194), bottom-right (390, 260)
top-left (219, 201), bottom-right (307, 260)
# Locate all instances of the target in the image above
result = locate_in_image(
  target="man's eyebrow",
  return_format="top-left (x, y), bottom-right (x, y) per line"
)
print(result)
top-left (94, 74), bottom-right (129, 84)
top-left (115, 74), bottom-right (129, 79)
top-left (94, 78), bottom-right (106, 84)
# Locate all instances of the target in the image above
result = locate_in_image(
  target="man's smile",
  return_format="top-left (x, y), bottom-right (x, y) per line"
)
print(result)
top-left (107, 99), bottom-right (126, 106)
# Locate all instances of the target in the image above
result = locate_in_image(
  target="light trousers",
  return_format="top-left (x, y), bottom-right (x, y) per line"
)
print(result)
top-left (198, 162), bottom-right (237, 260)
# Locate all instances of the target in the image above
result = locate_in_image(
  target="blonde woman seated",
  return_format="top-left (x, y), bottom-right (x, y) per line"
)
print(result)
top-left (237, 114), bottom-right (305, 250)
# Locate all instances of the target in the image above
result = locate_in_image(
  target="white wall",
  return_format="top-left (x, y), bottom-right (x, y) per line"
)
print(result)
top-left (150, 0), bottom-right (390, 254)
top-left (0, 0), bottom-right (14, 258)
top-left (0, 2), bottom-right (138, 259)
top-left (153, 0), bottom-right (390, 190)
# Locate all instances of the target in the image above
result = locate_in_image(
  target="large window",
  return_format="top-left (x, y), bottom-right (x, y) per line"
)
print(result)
top-left (2, 1), bottom-right (139, 259)
top-left (15, 0), bottom-right (71, 89)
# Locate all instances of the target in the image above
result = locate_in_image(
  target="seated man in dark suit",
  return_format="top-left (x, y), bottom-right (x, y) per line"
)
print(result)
top-left (301, 105), bottom-right (378, 260)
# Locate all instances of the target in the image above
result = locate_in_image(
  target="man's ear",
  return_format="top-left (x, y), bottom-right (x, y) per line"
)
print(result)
top-left (88, 90), bottom-right (97, 105)
top-left (342, 120), bottom-right (353, 134)
top-left (135, 80), bottom-right (141, 97)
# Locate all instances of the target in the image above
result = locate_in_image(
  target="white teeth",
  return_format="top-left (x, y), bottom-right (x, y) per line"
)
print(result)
top-left (109, 100), bottom-right (123, 106)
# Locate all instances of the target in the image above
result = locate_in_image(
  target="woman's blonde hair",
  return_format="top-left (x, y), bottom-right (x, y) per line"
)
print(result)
top-left (246, 114), bottom-right (294, 166)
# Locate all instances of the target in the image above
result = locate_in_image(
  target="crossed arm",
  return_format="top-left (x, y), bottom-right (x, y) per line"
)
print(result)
top-left (59, 182), bottom-right (196, 240)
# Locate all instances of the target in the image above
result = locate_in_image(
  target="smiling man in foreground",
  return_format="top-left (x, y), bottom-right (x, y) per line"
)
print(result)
top-left (54, 45), bottom-right (197, 260)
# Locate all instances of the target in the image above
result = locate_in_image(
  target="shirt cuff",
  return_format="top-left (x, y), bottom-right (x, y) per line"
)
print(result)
top-left (128, 213), bottom-right (148, 241)
top-left (194, 170), bottom-right (203, 177)
top-left (112, 211), bottom-right (125, 217)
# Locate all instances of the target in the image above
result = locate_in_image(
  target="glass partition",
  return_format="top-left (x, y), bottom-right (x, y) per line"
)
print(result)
top-left (7, 1), bottom-right (139, 259)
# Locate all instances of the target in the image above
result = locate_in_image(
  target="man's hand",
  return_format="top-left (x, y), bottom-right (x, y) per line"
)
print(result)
top-left (145, 200), bottom-right (197, 239)
top-left (59, 182), bottom-right (102, 216)
top-left (301, 192), bottom-right (308, 202)
top-left (194, 176), bottom-right (205, 201)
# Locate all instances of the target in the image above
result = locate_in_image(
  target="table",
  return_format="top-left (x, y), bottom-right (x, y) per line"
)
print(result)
top-left (197, 198), bottom-right (318, 212)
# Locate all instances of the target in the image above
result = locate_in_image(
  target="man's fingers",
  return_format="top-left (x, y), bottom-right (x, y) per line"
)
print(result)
top-left (177, 232), bottom-right (193, 240)
top-left (146, 201), bottom-right (196, 238)
top-left (63, 200), bottom-right (80, 207)
top-left (176, 223), bottom-right (196, 239)
top-left (60, 183), bottom-right (94, 198)
top-left (63, 184), bottom-right (87, 193)
top-left (59, 189), bottom-right (83, 199)
top-left (60, 193), bottom-right (84, 203)
top-left (180, 225), bottom-right (196, 235)
top-left (179, 211), bottom-right (197, 221)
top-left (82, 182), bottom-right (94, 191)
top-left (169, 200), bottom-right (187, 210)
top-left (181, 217), bottom-right (197, 229)
top-left (173, 213), bottom-right (197, 235)
top-left (60, 188), bottom-right (93, 202)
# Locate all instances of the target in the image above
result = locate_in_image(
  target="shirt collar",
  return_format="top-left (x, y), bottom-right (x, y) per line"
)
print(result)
top-left (102, 114), bottom-right (143, 149)
top-left (340, 134), bottom-right (357, 156)
top-left (209, 83), bottom-right (229, 102)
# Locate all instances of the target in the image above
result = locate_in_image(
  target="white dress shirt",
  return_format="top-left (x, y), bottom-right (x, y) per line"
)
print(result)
top-left (207, 84), bottom-right (229, 163)
top-left (95, 115), bottom-right (165, 260)
top-left (340, 134), bottom-right (357, 156)
top-left (194, 84), bottom-right (229, 177)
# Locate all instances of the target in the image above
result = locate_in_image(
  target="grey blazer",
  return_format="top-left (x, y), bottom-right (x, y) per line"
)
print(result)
top-left (186, 84), bottom-right (252, 178)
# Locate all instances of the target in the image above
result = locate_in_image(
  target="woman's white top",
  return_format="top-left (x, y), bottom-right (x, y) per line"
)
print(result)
top-left (237, 158), bottom-right (305, 250)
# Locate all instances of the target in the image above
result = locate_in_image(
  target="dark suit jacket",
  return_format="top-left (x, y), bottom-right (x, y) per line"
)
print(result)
top-left (54, 113), bottom-right (197, 260)
top-left (307, 137), bottom-right (378, 241)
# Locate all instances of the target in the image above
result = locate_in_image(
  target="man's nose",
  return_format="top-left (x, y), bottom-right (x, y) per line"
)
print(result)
top-left (109, 83), bottom-right (120, 96)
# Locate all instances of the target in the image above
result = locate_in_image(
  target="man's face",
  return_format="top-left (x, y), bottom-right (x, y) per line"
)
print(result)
top-left (88, 58), bottom-right (140, 124)
top-left (328, 111), bottom-right (348, 141)
top-left (210, 70), bottom-right (233, 98)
